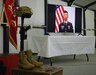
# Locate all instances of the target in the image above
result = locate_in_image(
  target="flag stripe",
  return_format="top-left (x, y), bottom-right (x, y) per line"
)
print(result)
top-left (60, 6), bottom-right (64, 20)
top-left (57, 8), bottom-right (62, 23)
top-left (55, 17), bottom-right (59, 32)
top-left (55, 6), bottom-right (64, 32)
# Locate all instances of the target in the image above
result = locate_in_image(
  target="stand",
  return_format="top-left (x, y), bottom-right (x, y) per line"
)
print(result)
top-left (20, 14), bottom-right (31, 52)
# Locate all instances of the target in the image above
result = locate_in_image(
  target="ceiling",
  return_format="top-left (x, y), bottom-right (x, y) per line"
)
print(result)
top-left (61, 0), bottom-right (96, 11)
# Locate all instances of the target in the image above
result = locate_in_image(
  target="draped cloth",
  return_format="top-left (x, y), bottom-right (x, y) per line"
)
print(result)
top-left (4, 0), bottom-right (18, 49)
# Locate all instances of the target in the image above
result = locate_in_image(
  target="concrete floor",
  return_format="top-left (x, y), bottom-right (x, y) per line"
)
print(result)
top-left (43, 54), bottom-right (96, 75)
top-left (34, 52), bottom-right (96, 75)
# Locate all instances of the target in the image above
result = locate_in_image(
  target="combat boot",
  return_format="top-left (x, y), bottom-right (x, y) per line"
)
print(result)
top-left (19, 51), bottom-right (35, 70)
top-left (25, 50), bottom-right (43, 67)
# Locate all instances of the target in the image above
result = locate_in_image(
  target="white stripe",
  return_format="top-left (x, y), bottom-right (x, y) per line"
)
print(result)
top-left (56, 11), bottom-right (60, 24)
top-left (60, 6), bottom-right (64, 22)
top-left (57, 8), bottom-right (63, 23)
top-left (55, 21), bottom-right (59, 32)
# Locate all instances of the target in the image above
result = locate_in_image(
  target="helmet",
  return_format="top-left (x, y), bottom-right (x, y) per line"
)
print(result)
top-left (16, 6), bottom-right (33, 18)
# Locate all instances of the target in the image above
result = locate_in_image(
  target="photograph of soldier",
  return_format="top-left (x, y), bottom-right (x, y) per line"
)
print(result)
top-left (59, 10), bottom-right (73, 32)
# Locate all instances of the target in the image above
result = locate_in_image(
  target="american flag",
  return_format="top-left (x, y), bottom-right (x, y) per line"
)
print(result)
top-left (55, 5), bottom-right (64, 32)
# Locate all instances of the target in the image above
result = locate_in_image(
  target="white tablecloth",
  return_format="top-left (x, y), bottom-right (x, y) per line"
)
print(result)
top-left (28, 35), bottom-right (95, 58)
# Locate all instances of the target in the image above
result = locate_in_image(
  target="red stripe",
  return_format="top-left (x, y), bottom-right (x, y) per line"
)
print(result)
top-left (55, 11), bottom-right (60, 32)
top-left (57, 9), bottom-right (62, 23)
top-left (55, 6), bottom-right (64, 32)
top-left (55, 17), bottom-right (59, 32)
top-left (56, 15), bottom-right (59, 25)
top-left (61, 6), bottom-right (64, 13)
top-left (59, 6), bottom-right (64, 21)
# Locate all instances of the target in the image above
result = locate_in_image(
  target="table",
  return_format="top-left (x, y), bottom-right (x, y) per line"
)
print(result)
top-left (28, 35), bottom-right (95, 57)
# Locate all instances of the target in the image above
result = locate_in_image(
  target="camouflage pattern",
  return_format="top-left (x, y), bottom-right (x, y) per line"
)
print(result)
top-left (16, 6), bottom-right (33, 17)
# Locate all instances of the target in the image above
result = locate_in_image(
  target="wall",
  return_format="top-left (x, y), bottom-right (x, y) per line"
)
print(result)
top-left (18, 0), bottom-right (45, 52)
top-left (0, 0), bottom-right (95, 53)
top-left (0, 0), bottom-right (3, 53)
top-left (0, 0), bottom-right (3, 24)
top-left (86, 10), bottom-right (95, 36)
top-left (19, 0), bottom-right (45, 35)
top-left (0, 27), bottom-right (3, 53)
top-left (20, 0), bottom-right (95, 53)
top-left (48, 0), bottom-right (67, 5)
top-left (48, 0), bottom-right (95, 36)
top-left (0, 0), bottom-right (45, 53)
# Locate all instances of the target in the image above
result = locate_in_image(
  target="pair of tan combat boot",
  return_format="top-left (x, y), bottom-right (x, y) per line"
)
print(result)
top-left (19, 50), bottom-right (43, 70)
